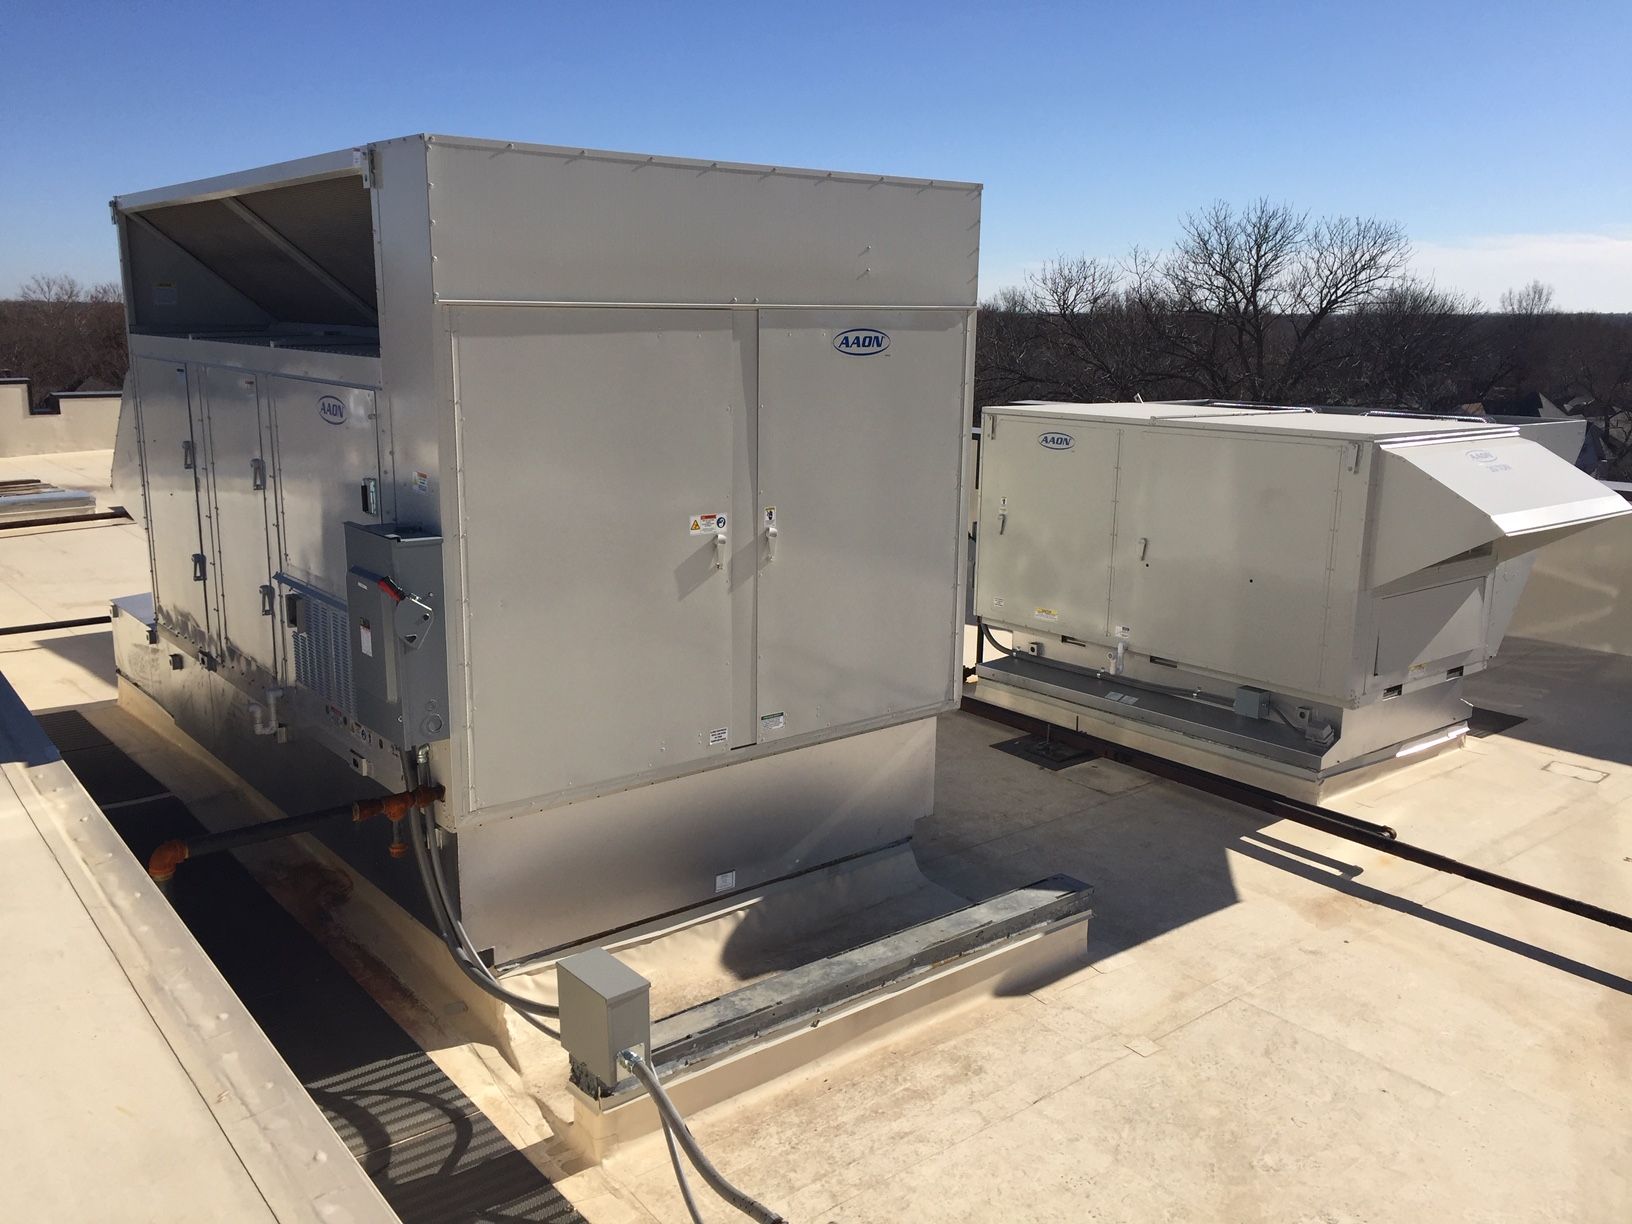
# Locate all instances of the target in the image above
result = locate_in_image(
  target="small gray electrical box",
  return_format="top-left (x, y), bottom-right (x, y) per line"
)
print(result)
top-left (344, 522), bottom-right (449, 748)
top-left (1233, 685), bottom-right (1272, 720)
top-left (557, 949), bottom-right (651, 1088)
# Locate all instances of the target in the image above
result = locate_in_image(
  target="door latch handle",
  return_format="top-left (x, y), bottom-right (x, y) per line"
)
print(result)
top-left (765, 523), bottom-right (779, 561)
top-left (713, 532), bottom-right (728, 571)
top-left (1138, 536), bottom-right (1149, 561)
top-left (997, 510), bottom-right (1008, 535)
top-left (192, 553), bottom-right (207, 582)
top-left (251, 457), bottom-right (266, 491)
top-left (182, 440), bottom-right (195, 470)
top-left (260, 584), bottom-right (275, 616)
top-left (360, 476), bottom-right (380, 516)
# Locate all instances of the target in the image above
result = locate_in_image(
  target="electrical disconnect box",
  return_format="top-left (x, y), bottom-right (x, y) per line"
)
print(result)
top-left (344, 523), bottom-right (448, 749)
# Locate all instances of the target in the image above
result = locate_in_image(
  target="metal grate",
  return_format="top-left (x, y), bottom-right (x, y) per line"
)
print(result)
top-left (285, 579), bottom-right (355, 719)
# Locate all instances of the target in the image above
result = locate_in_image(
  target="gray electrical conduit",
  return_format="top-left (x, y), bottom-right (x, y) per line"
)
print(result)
top-left (404, 778), bottom-right (781, 1221)
top-left (619, 1049), bottom-right (787, 1224)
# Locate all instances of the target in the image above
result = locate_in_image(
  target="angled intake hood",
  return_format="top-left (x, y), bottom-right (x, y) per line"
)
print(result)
top-left (1369, 433), bottom-right (1630, 587)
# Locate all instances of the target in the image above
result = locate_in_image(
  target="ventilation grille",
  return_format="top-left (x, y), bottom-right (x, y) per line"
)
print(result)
top-left (285, 580), bottom-right (354, 719)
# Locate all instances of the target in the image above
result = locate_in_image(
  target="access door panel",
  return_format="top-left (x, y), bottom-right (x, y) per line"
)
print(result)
top-left (201, 367), bottom-right (278, 679)
top-left (134, 356), bottom-right (212, 649)
top-left (1108, 428), bottom-right (1342, 693)
top-left (267, 377), bottom-right (383, 597)
top-left (976, 417), bottom-right (1121, 640)
top-left (756, 310), bottom-right (969, 741)
top-left (450, 307), bottom-right (744, 812)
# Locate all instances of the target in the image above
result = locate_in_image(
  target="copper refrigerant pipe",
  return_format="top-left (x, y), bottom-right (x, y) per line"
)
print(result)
top-left (146, 784), bottom-right (444, 883)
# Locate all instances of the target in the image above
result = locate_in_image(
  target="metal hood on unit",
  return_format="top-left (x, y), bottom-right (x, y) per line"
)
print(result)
top-left (1369, 433), bottom-right (1629, 587)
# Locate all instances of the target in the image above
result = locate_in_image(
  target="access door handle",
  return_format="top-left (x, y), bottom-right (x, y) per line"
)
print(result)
top-left (182, 440), bottom-right (195, 470)
top-left (360, 476), bottom-right (380, 516)
top-left (765, 524), bottom-right (779, 561)
top-left (260, 584), bottom-right (275, 616)
top-left (713, 532), bottom-right (729, 571)
top-left (192, 553), bottom-right (207, 582)
top-left (251, 457), bottom-right (266, 490)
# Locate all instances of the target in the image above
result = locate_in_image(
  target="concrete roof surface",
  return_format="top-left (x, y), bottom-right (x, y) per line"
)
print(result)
top-left (0, 445), bottom-right (1627, 1222)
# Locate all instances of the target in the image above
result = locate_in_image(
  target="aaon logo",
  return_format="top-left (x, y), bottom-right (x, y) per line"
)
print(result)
top-left (833, 327), bottom-right (890, 356)
top-left (318, 395), bottom-right (347, 425)
top-left (1466, 448), bottom-right (1497, 463)
top-left (1039, 432), bottom-right (1075, 451)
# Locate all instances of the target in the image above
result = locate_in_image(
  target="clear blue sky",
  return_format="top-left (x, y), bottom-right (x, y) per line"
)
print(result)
top-left (4, 0), bottom-right (1629, 307)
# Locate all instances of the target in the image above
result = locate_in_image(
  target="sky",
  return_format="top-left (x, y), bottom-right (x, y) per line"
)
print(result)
top-left (2, 0), bottom-right (1629, 309)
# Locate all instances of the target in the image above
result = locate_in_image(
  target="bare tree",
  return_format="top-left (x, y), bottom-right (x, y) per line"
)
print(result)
top-left (0, 275), bottom-right (127, 406)
top-left (1159, 200), bottom-right (1412, 400)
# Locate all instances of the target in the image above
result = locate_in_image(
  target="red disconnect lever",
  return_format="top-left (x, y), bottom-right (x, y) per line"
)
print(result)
top-left (376, 576), bottom-right (405, 603)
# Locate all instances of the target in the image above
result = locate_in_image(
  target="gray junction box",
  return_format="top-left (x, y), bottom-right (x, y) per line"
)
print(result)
top-left (112, 135), bottom-right (980, 961)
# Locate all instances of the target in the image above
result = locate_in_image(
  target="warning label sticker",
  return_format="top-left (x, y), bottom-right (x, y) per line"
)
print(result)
top-left (1034, 607), bottom-right (1059, 622)
top-left (689, 513), bottom-right (727, 536)
top-left (413, 470), bottom-right (431, 494)
top-left (359, 619), bottom-right (374, 658)
top-left (707, 726), bottom-right (729, 747)
top-left (759, 711), bottom-right (785, 733)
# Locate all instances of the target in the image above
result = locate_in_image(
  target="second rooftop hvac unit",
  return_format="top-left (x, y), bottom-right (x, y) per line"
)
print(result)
top-left (971, 402), bottom-right (1628, 796)
top-left (112, 135), bottom-right (981, 962)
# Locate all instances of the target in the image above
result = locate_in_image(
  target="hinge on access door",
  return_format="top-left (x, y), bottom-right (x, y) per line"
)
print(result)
top-left (351, 147), bottom-right (376, 189)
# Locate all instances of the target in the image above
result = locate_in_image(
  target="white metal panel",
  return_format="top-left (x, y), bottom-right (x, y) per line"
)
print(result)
top-left (133, 356), bottom-right (212, 649)
top-left (976, 414), bottom-right (1121, 640)
top-left (755, 310), bottom-right (969, 741)
top-left (449, 306), bottom-right (743, 813)
top-left (1370, 435), bottom-right (1631, 585)
top-left (459, 719), bottom-right (936, 962)
top-left (267, 377), bottom-right (382, 596)
top-left (426, 139), bottom-right (981, 308)
top-left (1373, 579), bottom-right (1486, 677)
top-left (1108, 428), bottom-right (1344, 693)
top-left (201, 367), bottom-right (278, 678)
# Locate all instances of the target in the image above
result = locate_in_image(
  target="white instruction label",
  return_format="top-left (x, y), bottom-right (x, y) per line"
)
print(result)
top-left (759, 711), bottom-right (785, 733)
top-left (689, 512), bottom-right (727, 536)
top-left (1105, 691), bottom-right (1140, 706)
top-left (991, 595), bottom-right (1006, 609)
top-left (714, 870), bottom-right (737, 894)
top-left (413, 470), bottom-right (431, 494)
top-left (707, 726), bottom-right (729, 747)
top-left (359, 619), bottom-right (374, 658)
top-left (152, 281), bottom-right (177, 306)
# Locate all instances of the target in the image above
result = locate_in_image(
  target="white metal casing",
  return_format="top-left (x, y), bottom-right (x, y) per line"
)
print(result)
top-left (114, 136), bottom-right (979, 956)
top-left (975, 403), bottom-right (1628, 707)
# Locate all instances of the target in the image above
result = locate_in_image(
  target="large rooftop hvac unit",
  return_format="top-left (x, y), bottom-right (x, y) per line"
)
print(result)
top-left (111, 136), bottom-right (981, 962)
top-left (971, 402), bottom-right (1629, 796)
